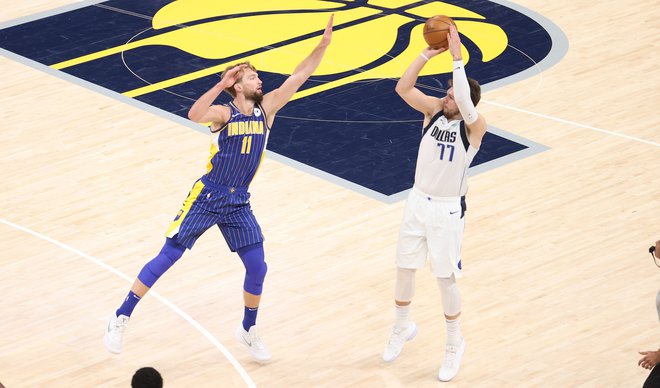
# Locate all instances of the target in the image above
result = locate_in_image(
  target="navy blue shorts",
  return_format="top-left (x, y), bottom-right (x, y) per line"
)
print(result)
top-left (165, 177), bottom-right (263, 251)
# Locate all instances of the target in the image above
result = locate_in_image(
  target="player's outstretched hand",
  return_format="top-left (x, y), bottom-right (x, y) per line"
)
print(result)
top-left (447, 24), bottom-right (462, 60)
top-left (319, 14), bottom-right (334, 48)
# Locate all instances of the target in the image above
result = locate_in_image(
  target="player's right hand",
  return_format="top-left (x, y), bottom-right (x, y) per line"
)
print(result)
top-left (220, 64), bottom-right (247, 88)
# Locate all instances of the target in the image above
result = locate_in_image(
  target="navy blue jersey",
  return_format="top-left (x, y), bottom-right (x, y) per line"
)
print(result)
top-left (204, 102), bottom-right (269, 189)
top-left (165, 102), bottom-right (269, 251)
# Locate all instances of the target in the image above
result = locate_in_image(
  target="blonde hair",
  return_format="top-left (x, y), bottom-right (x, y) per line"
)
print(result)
top-left (220, 61), bottom-right (257, 97)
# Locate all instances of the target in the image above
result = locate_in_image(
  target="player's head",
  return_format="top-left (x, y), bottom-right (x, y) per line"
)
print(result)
top-left (131, 367), bottom-right (163, 388)
top-left (221, 62), bottom-right (263, 103)
top-left (443, 77), bottom-right (481, 117)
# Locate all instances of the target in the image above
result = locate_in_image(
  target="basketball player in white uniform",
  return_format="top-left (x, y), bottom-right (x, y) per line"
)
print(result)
top-left (382, 24), bottom-right (487, 382)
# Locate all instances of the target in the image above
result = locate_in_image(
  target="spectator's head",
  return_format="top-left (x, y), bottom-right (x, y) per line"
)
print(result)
top-left (131, 367), bottom-right (163, 388)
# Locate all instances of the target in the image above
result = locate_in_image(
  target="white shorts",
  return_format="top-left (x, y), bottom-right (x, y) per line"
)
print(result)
top-left (396, 188), bottom-right (465, 278)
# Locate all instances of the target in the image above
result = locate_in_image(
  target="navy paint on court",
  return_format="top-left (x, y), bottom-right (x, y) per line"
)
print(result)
top-left (1, 0), bottom-right (555, 197)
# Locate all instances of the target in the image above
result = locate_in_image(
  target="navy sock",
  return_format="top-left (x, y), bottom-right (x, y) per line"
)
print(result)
top-left (242, 306), bottom-right (259, 331)
top-left (116, 291), bottom-right (141, 317)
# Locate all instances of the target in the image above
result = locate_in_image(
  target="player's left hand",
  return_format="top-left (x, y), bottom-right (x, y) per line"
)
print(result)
top-left (319, 14), bottom-right (334, 48)
top-left (638, 350), bottom-right (660, 370)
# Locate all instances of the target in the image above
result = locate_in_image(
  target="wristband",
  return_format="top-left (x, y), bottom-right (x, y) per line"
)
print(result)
top-left (420, 53), bottom-right (430, 61)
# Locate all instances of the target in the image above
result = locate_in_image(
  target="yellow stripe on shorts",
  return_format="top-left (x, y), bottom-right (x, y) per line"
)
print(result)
top-left (165, 180), bottom-right (205, 238)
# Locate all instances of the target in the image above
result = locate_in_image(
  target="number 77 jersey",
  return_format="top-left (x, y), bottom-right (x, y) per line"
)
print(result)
top-left (205, 102), bottom-right (269, 189)
top-left (414, 112), bottom-right (478, 197)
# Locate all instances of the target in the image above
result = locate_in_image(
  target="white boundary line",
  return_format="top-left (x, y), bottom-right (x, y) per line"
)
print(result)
top-left (0, 218), bottom-right (257, 388)
top-left (482, 100), bottom-right (660, 147)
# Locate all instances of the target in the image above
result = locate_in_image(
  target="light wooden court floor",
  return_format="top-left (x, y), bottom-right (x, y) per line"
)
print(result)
top-left (1, 1), bottom-right (659, 386)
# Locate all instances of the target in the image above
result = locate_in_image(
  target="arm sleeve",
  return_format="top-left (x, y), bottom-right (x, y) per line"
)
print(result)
top-left (452, 60), bottom-right (478, 125)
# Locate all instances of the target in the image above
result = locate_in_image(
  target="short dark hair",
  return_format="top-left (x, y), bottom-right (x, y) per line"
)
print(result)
top-left (220, 61), bottom-right (257, 97)
top-left (131, 367), bottom-right (163, 388)
top-left (447, 77), bottom-right (481, 107)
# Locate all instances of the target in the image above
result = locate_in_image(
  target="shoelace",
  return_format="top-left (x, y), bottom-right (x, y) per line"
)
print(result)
top-left (388, 327), bottom-right (407, 346)
top-left (249, 331), bottom-right (266, 350)
top-left (114, 317), bottom-right (129, 332)
top-left (443, 345), bottom-right (458, 367)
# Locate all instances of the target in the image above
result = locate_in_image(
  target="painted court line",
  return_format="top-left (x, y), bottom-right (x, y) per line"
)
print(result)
top-left (0, 218), bottom-right (256, 388)
top-left (483, 99), bottom-right (660, 148)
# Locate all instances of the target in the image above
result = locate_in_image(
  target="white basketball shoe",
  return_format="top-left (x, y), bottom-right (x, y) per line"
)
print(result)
top-left (438, 337), bottom-right (466, 381)
top-left (235, 325), bottom-right (272, 363)
top-left (103, 313), bottom-right (129, 354)
top-left (382, 321), bottom-right (418, 362)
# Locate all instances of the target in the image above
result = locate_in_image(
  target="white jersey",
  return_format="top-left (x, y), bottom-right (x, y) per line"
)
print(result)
top-left (414, 111), bottom-right (478, 197)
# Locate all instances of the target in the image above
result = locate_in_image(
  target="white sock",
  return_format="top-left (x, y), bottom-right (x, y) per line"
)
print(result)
top-left (395, 304), bottom-right (411, 328)
top-left (446, 318), bottom-right (462, 345)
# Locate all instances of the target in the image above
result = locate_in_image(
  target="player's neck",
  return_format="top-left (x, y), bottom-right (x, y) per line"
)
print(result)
top-left (442, 107), bottom-right (462, 122)
top-left (445, 112), bottom-right (462, 122)
top-left (232, 97), bottom-right (256, 116)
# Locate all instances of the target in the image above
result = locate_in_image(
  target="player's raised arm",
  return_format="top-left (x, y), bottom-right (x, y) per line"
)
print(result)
top-left (395, 46), bottom-right (446, 120)
top-left (261, 14), bottom-right (334, 119)
top-left (188, 64), bottom-right (247, 125)
top-left (447, 24), bottom-right (487, 144)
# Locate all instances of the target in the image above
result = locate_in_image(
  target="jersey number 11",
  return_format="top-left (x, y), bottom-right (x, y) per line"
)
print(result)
top-left (241, 136), bottom-right (252, 154)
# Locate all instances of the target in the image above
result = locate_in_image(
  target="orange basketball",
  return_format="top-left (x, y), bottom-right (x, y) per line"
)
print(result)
top-left (423, 15), bottom-right (455, 49)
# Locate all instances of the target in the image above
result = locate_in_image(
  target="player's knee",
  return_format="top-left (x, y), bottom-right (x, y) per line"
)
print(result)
top-left (238, 243), bottom-right (267, 294)
top-left (255, 260), bottom-right (268, 282)
top-left (436, 274), bottom-right (461, 316)
top-left (436, 274), bottom-right (456, 289)
top-left (154, 238), bottom-right (185, 270)
top-left (162, 238), bottom-right (186, 263)
top-left (244, 261), bottom-right (267, 295)
top-left (395, 267), bottom-right (416, 301)
top-left (246, 259), bottom-right (267, 283)
top-left (138, 239), bottom-right (186, 287)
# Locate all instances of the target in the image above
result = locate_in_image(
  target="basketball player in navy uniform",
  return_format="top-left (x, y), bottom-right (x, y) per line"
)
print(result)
top-left (104, 15), bottom-right (334, 363)
top-left (382, 24), bottom-right (486, 382)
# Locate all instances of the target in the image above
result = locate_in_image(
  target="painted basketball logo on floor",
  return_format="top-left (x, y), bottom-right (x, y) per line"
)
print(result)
top-left (0, 0), bottom-right (566, 201)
